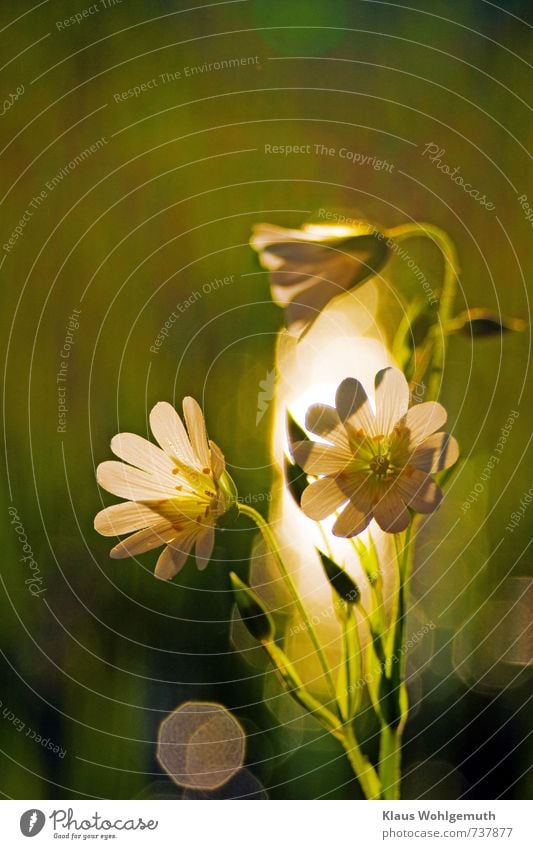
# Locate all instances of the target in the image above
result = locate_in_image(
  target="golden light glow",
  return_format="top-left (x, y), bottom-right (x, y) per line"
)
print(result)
top-left (256, 281), bottom-right (398, 695)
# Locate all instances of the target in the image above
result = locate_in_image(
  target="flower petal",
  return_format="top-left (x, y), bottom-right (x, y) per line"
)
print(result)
top-left (250, 222), bottom-right (387, 333)
top-left (183, 397), bottom-right (211, 469)
top-left (292, 441), bottom-right (349, 475)
top-left (111, 432), bottom-right (175, 477)
top-left (305, 404), bottom-right (349, 450)
top-left (155, 536), bottom-right (195, 580)
top-left (149, 401), bottom-right (197, 466)
top-left (335, 378), bottom-right (376, 434)
top-left (404, 401), bottom-right (447, 445)
top-left (95, 501), bottom-right (163, 536)
top-left (97, 460), bottom-right (177, 501)
top-left (374, 368), bottom-right (409, 436)
top-left (332, 495), bottom-right (373, 537)
top-left (250, 222), bottom-right (319, 257)
top-left (209, 440), bottom-right (225, 480)
top-left (109, 521), bottom-right (176, 558)
top-left (272, 256), bottom-right (354, 308)
top-left (395, 467), bottom-right (443, 513)
top-left (194, 527), bottom-right (215, 571)
top-left (411, 432), bottom-right (459, 473)
top-left (300, 477), bottom-right (346, 520)
top-left (373, 488), bottom-right (411, 533)
top-left (251, 222), bottom-right (350, 255)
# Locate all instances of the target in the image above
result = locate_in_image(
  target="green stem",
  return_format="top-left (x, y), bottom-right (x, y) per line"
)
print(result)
top-left (358, 601), bottom-right (387, 669)
top-left (318, 520), bottom-right (334, 559)
top-left (386, 222), bottom-right (460, 401)
top-left (238, 502), bottom-right (338, 703)
top-left (263, 642), bottom-right (343, 739)
top-left (408, 335), bottom-right (435, 396)
top-left (338, 606), bottom-right (351, 721)
top-left (391, 297), bottom-right (427, 369)
top-left (378, 528), bottom-right (414, 798)
top-left (391, 529), bottom-right (411, 682)
top-left (344, 605), bottom-right (362, 719)
top-left (379, 724), bottom-right (402, 800)
top-left (264, 624), bottom-right (381, 799)
top-left (348, 535), bottom-right (386, 637)
top-left (343, 724), bottom-right (382, 800)
top-left (240, 505), bottom-right (383, 798)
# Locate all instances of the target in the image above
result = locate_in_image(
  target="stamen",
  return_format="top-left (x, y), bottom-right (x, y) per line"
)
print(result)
top-left (370, 455), bottom-right (390, 475)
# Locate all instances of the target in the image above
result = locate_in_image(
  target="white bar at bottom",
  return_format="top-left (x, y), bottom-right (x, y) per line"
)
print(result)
top-left (2, 799), bottom-right (528, 848)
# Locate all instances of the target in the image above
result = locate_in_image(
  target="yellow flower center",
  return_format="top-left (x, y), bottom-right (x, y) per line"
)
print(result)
top-left (369, 454), bottom-right (390, 476)
top-left (163, 460), bottom-right (223, 530)
top-left (344, 424), bottom-right (411, 483)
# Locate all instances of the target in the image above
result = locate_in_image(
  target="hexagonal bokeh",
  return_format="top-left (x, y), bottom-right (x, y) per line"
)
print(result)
top-left (182, 769), bottom-right (268, 799)
top-left (157, 701), bottom-right (246, 790)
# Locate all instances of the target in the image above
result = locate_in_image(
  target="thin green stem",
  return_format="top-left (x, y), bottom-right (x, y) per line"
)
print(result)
top-left (354, 534), bottom-right (389, 629)
top-left (240, 505), bottom-right (384, 798)
top-left (377, 527), bottom-right (414, 798)
top-left (386, 222), bottom-right (460, 401)
top-left (391, 297), bottom-right (427, 369)
top-left (238, 502), bottom-right (338, 703)
top-left (262, 642), bottom-right (343, 739)
top-left (339, 606), bottom-right (351, 721)
top-left (379, 724), bottom-right (402, 800)
top-left (358, 601), bottom-right (387, 669)
top-left (391, 527), bottom-right (412, 685)
top-left (265, 625), bottom-right (381, 799)
top-left (372, 576), bottom-right (387, 636)
top-left (342, 724), bottom-right (382, 800)
top-left (344, 605), bottom-right (362, 719)
top-left (317, 520), bottom-right (334, 560)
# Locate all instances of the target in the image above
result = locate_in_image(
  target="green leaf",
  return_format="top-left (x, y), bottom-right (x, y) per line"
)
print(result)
top-left (317, 550), bottom-right (360, 604)
top-left (286, 410), bottom-right (309, 457)
top-left (284, 456), bottom-right (308, 507)
top-left (230, 573), bottom-right (275, 642)
top-left (447, 308), bottom-right (526, 337)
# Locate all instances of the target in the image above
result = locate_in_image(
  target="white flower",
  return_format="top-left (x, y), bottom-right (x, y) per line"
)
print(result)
top-left (293, 368), bottom-right (459, 536)
top-left (250, 220), bottom-right (388, 333)
top-left (95, 399), bottom-right (232, 580)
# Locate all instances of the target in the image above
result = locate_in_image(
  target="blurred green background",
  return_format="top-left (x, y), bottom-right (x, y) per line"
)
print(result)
top-left (1, 0), bottom-right (531, 799)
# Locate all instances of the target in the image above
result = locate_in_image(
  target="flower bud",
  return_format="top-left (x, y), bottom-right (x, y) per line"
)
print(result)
top-left (318, 551), bottom-right (360, 604)
top-left (448, 308), bottom-right (526, 337)
top-left (286, 411), bottom-right (309, 459)
top-left (284, 457), bottom-right (308, 507)
top-left (216, 470), bottom-right (240, 527)
top-left (250, 216), bottom-right (390, 334)
top-left (230, 573), bottom-right (275, 642)
top-left (218, 469), bottom-right (238, 500)
top-left (285, 412), bottom-right (310, 506)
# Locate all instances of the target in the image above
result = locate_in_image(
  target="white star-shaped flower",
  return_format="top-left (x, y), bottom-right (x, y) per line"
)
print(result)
top-left (95, 399), bottom-right (232, 579)
top-left (293, 368), bottom-right (459, 536)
